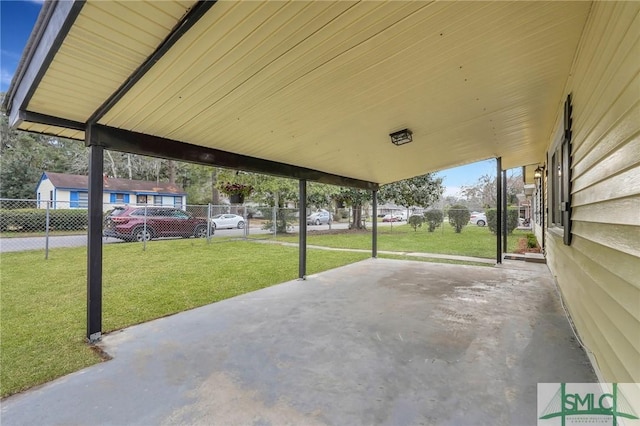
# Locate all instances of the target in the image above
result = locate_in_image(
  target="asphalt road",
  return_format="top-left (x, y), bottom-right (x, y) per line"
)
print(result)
top-left (0, 221), bottom-right (362, 253)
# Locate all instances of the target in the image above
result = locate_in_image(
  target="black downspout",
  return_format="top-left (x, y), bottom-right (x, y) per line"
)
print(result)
top-left (86, 126), bottom-right (103, 342)
top-left (299, 179), bottom-right (307, 279)
top-left (372, 189), bottom-right (378, 258)
top-left (502, 169), bottom-right (507, 252)
top-left (496, 158), bottom-right (502, 264)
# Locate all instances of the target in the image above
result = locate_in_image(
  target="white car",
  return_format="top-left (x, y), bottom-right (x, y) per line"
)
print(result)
top-left (469, 212), bottom-right (487, 226)
top-left (211, 214), bottom-right (245, 229)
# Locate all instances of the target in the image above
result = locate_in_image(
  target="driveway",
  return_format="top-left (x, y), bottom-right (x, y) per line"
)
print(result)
top-left (0, 259), bottom-right (595, 425)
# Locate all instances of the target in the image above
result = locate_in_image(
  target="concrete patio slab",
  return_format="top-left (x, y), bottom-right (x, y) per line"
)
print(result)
top-left (1, 258), bottom-right (595, 425)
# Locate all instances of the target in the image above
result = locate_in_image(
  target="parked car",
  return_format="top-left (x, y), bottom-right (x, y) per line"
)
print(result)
top-left (103, 206), bottom-right (210, 242)
top-left (307, 210), bottom-right (332, 225)
top-left (469, 212), bottom-right (487, 226)
top-left (382, 213), bottom-right (404, 222)
top-left (211, 214), bottom-right (245, 229)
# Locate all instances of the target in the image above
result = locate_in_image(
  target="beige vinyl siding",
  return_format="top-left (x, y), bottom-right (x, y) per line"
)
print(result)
top-left (545, 0), bottom-right (640, 392)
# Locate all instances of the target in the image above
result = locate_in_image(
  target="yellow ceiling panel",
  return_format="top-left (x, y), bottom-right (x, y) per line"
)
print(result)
top-left (104, 1), bottom-right (584, 183)
top-left (26, 0), bottom-right (198, 123)
top-left (14, 0), bottom-right (593, 185)
top-left (19, 122), bottom-right (85, 140)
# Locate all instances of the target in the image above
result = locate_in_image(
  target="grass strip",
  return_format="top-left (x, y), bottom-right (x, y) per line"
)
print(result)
top-left (278, 223), bottom-right (527, 259)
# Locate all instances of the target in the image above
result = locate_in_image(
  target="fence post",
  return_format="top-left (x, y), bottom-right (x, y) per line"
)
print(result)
top-left (143, 205), bottom-right (147, 252)
top-left (273, 206), bottom-right (277, 238)
top-left (207, 203), bottom-right (212, 244)
top-left (243, 206), bottom-right (248, 239)
top-left (45, 202), bottom-right (50, 259)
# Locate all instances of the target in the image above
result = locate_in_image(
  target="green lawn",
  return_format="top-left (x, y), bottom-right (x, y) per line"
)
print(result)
top-left (0, 240), bottom-right (369, 397)
top-left (279, 223), bottom-right (528, 259)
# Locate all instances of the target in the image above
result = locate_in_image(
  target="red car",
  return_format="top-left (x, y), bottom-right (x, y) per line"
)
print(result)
top-left (104, 206), bottom-right (211, 242)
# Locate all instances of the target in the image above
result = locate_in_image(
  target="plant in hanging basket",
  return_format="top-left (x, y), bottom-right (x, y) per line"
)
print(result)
top-left (218, 182), bottom-right (254, 197)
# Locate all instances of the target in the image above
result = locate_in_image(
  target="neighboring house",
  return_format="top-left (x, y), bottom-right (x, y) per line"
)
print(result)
top-left (526, 2), bottom-right (639, 389)
top-left (36, 172), bottom-right (187, 211)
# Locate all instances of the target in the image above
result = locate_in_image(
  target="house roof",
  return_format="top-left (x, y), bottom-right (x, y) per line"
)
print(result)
top-left (5, 1), bottom-right (593, 186)
top-left (42, 172), bottom-right (186, 195)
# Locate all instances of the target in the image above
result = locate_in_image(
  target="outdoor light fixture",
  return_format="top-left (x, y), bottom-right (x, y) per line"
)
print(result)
top-left (534, 165), bottom-right (545, 179)
top-left (389, 129), bottom-right (413, 146)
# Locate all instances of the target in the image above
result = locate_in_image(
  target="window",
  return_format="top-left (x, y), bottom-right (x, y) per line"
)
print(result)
top-left (49, 190), bottom-right (54, 208)
top-left (548, 94), bottom-right (573, 245)
top-left (154, 195), bottom-right (163, 206)
top-left (70, 191), bottom-right (88, 208)
top-left (551, 148), bottom-right (562, 227)
top-left (137, 195), bottom-right (148, 204)
top-left (109, 193), bottom-right (130, 204)
top-left (174, 196), bottom-right (183, 208)
top-left (78, 192), bottom-right (88, 208)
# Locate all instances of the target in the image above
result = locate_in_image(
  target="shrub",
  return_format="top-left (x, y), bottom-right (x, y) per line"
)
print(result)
top-left (0, 208), bottom-right (88, 232)
top-left (424, 209), bottom-right (444, 232)
top-left (526, 233), bottom-right (538, 249)
top-left (486, 208), bottom-right (520, 234)
top-left (448, 205), bottom-right (470, 233)
top-left (408, 215), bottom-right (424, 231)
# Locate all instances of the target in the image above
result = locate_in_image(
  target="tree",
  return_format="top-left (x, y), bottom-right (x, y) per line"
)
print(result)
top-left (379, 173), bottom-right (444, 217)
top-left (424, 209), bottom-right (444, 232)
top-left (460, 172), bottom-right (524, 209)
top-left (336, 188), bottom-right (371, 230)
top-left (0, 113), bottom-right (88, 199)
top-left (486, 208), bottom-right (520, 234)
top-left (408, 214), bottom-right (424, 231)
top-left (448, 204), bottom-right (470, 233)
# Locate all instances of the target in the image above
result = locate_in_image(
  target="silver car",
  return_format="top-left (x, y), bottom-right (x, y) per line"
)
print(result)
top-left (307, 210), bottom-right (332, 225)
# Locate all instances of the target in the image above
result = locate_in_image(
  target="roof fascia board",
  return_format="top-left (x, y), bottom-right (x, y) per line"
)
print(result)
top-left (90, 124), bottom-right (379, 191)
top-left (7, 1), bottom-right (85, 128)
top-left (88, 0), bottom-right (217, 124)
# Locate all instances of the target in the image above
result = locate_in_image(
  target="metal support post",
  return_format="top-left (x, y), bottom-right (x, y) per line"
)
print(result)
top-left (86, 132), bottom-right (104, 343)
top-left (502, 169), bottom-right (507, 251)
top-left (299, 179), bottom-right (307, 279)
top-left (496, 157), bottom-right (503, 264)
top-left (372, 189), bottom-right (378, 258)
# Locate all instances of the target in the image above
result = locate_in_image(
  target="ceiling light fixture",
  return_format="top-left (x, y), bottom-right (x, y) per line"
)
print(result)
top-left (534, 165), bottom-right (545, 179)
top-left (389, 129), bottom-right (412, 146)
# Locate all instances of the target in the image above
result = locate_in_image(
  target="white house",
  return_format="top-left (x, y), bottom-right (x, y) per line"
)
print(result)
top-left (36, 172), bottom-right (187, 211)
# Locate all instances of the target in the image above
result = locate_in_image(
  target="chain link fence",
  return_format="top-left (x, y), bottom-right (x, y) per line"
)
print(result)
top-left (3, 199), bottom-right (530, 258)
top-left (0, 199), bottom-right (373, 255)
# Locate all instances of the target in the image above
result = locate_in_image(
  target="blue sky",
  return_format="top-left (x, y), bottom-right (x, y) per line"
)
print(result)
top-left (435, 159), bottom-right (497, 197)
top-left (1, 0), bottom-right (41, 92)
top-left (0, 1), bottom-right (507, 196)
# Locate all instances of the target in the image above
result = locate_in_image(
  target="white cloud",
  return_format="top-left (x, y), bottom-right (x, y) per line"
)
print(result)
top-left (443, 186), bottom-right (461, 198)
top-left (1, 49), bottom-right (22, 61)
top-left (1, 68), bottom-right (15, 87)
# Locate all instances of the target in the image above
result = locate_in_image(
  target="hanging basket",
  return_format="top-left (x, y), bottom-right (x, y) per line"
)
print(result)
top-left (230, 194), bottom-right (245, 204)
